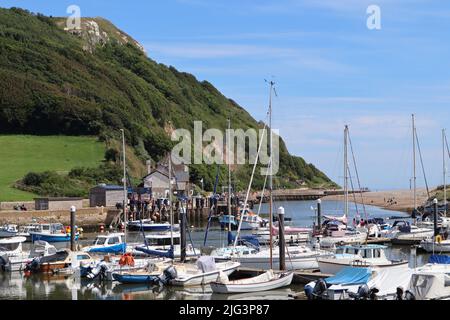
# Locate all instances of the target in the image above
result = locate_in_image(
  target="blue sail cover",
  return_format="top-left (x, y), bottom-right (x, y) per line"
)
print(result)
top-left (135, 246), bottom-right (174, 259)
top-left (227, 231), bottom-right (260, 248)
top-left (325, 267), bottom-right (372, 285)
top-left (429, 255), bottom-right (450, 265)
top-left (87, 243), bottom-right (126, 254)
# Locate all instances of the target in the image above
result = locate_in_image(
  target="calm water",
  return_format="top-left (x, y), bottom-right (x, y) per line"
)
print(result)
top-left (0, 200), bottom-right (431, 300)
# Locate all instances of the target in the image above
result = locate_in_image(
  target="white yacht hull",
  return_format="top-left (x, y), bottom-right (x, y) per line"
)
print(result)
top-left (170, 262), bottom-right (240, 287)
top-left (317, 259), bottom-right (409, 275)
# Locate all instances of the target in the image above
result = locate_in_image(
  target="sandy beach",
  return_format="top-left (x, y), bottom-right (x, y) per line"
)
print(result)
top-left (322, 188), bottom-right (430, 213)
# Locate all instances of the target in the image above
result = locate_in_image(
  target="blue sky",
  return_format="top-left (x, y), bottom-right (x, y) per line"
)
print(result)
top-left (2, 0), bottom-right (450, 190)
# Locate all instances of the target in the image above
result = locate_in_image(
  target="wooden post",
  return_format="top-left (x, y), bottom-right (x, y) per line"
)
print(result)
top-left (70, 206), bottom-right (76, 251)
top-left (317, 199), bottom-right (322, 232)
top-left (278, 206), bottom-right (286, 271)
top-left (180, 205), bottom-right (187, 263)
top-left (434, 198), bottom-right (439, 237)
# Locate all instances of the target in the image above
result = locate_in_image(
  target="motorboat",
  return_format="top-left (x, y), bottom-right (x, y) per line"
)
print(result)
top-left (112, 260), bottom-right (172, 284)
top-left (253, 225), bottom-right (311, 245)
top-left (0, 240), bottom-right (58, 272)
top-left (29, 223), bottom-right (80, 243)
top-left (386, 220), bottom-right (434, 245)
top-left (219, 209), bottom-right (267, 231)
top-left (0, 236), bottom-right (27, 271)
top-left (235, 244), bottom-right (333, 271)
top-left (305, 267), bottom-right (374, 300)
top-left (317, 244), bottom-right (409, 275)
top-left (82, 233), bottom-right (127, 255)
top-left (134, 232), bottom-right (200, 258)
top-left (420, 235), bottom-right (450, 253)
top-left (318, 229), bottom-right (368, 249)
top-left (0, 224), bottom-right (18, 238)
top-left (407, 255), bottom-right (450, 300)
top-left (210, 269), bottom-right (293, 294)
top-left (17, 223), bottom-right (41, 242)
top-left (25, 250), bottom-right (94, 274)
top-left (127, 219), bottom-right (178, 232)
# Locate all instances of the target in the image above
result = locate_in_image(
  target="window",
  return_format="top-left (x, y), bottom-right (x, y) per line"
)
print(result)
top-left (109, 237), bottom-right (120, 245)
top-left (77, 255), bottom-right (91, 261)
top-left (0, 242), bottom-right (20, 251)
top-left (373, 249), bottom-right (381, 258)
top-left (363, 250), bottom-right (373, 259)
top-left (95, 238), bottom-right (107, 245)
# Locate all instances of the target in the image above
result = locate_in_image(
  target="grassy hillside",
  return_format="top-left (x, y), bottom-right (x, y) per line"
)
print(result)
top-left (0, 135), bottom-right (105, 201)
top-left (0, 7), bottom-right (336, 195)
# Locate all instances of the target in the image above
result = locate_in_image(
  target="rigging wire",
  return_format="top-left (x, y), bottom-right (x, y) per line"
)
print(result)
top-left (347, 128), bottom-right (368, 221)
top-left (414, 128), bottom-right (431, 198)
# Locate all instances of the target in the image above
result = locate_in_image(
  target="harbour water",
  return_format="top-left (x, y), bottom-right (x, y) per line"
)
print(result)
top-left (0, 200), bottom-right (432, 300)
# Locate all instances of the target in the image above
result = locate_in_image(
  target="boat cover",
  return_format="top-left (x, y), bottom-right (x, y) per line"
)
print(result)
top-left (325, 267), bottom-right (372, 285)
top-left (227, 232), bottom-right (260, 248)
top-left (135, 246), bottom-right (174, 259)
top-left (88, 243), bottom-right (126, 254)
top-left (364, 268), bottom-right (413, 297)
top-left (429, 255), bottom-right (450, 265)
top-left (197, 256), bottom-right (217, 273)
top-left (408, 273), bottom-right (450, 300)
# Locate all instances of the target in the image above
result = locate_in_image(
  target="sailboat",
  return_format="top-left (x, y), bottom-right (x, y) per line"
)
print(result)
top-left (420, 129), bottom-right (450, 253)
top-left (218, 81), bottom-right (331, 273)
top-left (386, 115), bottom-right (434, 245)
top-left (318, 126), bottom-right (367, 249)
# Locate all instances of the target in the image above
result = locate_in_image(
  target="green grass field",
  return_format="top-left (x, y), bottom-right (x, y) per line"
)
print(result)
top-left (0, 135), bottom-right (106, 202)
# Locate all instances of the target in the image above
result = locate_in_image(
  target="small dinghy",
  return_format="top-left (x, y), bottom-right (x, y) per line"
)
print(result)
top-left (211, 269), bottom-right (293, 294)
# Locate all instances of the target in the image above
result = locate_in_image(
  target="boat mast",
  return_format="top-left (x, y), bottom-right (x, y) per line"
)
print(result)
top-left (412, 114), bottom-right (417, 220)
top-left (444, 129), bottom-right (447, 215)
top-left (268, 80), bottom-right (274, 270)
top-left (344, 125), bottom-right (349, 218)
top-left (168, 153), bottom-right (174, 252)
top-left (120, 129), bottom-right (127, 245)
top-left (228, 118), bottom-right (232, 232)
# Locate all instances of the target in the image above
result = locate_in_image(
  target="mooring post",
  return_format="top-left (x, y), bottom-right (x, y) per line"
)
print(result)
top-left (434, 198), bottom-right (439, 237)
top-left (180, 204), bottom-right (187, 263)
top-left (278, 206), bottom-right (286, 271)
top-left (70, 205), bottom-right (76, 251)
top-left (317, 199), bottom-right (322, 232)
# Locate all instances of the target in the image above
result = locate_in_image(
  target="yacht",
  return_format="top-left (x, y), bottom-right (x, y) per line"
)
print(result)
top-left (386, 220), bottom-right (434, 245)
top-left (317, 244), bottom-right (409, 275)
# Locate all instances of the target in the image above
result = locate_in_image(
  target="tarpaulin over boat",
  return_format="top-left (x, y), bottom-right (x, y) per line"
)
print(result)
top-left (325, 267), bottom-right (372, 285)
top-left (87, 243), bottom-right (126, 255)
top-left (429, 255), bottom-right (450, 265)
top-left (365, 268), bottom-right (413, 297)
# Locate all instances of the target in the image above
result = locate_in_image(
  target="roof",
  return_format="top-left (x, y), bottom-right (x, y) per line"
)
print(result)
top-left (91, 184), bottom-right (123, 191)
top-left (34, 197), bottom-right (84, 201)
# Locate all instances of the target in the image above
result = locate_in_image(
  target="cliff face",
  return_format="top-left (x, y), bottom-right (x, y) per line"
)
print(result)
top-left (0, 7), bottom-right (336, 190)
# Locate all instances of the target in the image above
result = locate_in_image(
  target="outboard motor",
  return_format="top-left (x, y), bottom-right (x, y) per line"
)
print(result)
top-left (25, 257), bottom-right (41, 273)
top-left (87, 261), bottom-right (109, 281)
top-left (395, 287), bottom-right (405, 300)
top-left (157, 266), bottom-right (178, 285)
top-left (348, 284), bottom-right (370, 300)
top-left (305, 279), bottom-right (327, 300)
top-left (404, 290), bottom-right (416, 300)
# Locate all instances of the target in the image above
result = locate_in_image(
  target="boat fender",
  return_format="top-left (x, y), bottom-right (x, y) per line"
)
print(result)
top-left (436, 235), bottom-right (443, 244)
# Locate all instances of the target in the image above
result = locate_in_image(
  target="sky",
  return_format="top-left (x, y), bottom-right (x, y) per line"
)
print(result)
top-left (2, 0), bottom-right (450, 190)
